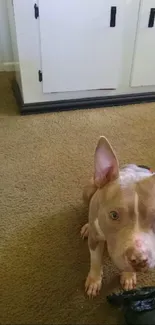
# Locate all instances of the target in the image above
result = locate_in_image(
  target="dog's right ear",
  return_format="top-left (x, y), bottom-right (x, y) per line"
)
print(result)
top-left (94, 136), bottom-right (119, 188)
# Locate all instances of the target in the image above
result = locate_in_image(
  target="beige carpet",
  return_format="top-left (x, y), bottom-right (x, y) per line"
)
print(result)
top-left (1, 72), bottom-right (155, 324)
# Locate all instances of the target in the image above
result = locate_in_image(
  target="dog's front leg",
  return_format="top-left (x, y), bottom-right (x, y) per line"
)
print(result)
top-left (120, 271), bottom-right (137, 291)
top-left (85, 234), bottom-right (104, 297)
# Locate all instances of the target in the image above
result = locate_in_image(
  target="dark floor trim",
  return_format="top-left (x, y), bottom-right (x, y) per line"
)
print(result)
top-left (12, 78), bottom-right (155, 115)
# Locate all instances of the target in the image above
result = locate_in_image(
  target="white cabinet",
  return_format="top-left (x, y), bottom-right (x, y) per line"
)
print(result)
top-left (39, 0), bottom-right (125, 93)
top-left (131, 0), bottom-right (155, 87)
top-left (8, 0), bottom-right (155, 112)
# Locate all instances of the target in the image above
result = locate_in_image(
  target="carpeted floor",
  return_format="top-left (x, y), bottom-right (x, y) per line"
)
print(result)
top-left (1, 72), bottom-right (155, 324)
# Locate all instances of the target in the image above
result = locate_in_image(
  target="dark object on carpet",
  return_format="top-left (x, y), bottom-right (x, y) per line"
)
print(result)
top-left (107, 286), bottom-right (155, 325)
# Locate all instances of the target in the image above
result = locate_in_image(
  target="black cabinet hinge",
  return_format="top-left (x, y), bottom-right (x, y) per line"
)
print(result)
top-left (34, 3), bottom-right (39, 19)
top-left (38, 70), bottom-right (42, 82)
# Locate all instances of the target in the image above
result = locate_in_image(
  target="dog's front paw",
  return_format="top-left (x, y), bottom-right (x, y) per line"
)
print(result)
top-left (120, 272), bottom-right (137, 291)
top-left (80, 223), bottom-right (89, 239)
top-left (85, 272), bottom-right (103, 297)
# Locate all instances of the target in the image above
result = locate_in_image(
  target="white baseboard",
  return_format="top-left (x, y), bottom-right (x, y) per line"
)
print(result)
top-left (0, 61), bottom-right (15, 71)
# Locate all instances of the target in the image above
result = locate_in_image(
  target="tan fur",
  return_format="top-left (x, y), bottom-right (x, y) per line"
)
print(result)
top-left (81, 136), bottom-right (155, 296)
top-left (83, 177), bottom-right (97, 205)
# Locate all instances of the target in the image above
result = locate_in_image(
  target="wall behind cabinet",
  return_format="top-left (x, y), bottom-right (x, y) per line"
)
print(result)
top-left (0, 0), bottom-right (14, 71)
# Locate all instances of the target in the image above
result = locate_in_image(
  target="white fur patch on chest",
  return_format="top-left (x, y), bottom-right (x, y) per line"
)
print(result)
top-left (134, 192), bottom-right (139, 228)
top-left (94, 218), bottom-right (105, 241)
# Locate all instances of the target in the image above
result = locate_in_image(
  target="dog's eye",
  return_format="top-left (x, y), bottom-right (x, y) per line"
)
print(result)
top-left (109, 211), bottom-right (119, 220)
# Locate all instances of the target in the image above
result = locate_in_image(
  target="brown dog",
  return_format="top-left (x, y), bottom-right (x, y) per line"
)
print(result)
top-left (81, 136), bottom-right (155, 297)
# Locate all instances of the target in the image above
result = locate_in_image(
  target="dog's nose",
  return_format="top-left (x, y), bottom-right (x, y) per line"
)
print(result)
top-left (126, 248), bottom-right (148, 269)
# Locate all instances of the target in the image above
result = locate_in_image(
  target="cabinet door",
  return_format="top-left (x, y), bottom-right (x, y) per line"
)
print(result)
top-left (38, 0), bottom-right (125, 93)
top-left (131, 0), bottom-right (155, 87)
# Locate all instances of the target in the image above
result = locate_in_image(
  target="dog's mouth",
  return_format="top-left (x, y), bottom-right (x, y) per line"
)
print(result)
top-left (132, 265), bottom-right (149, 272)
top-left (118, 254), bottom-right (150, 272)
top-left (131, 259), bottom-right (151, 272)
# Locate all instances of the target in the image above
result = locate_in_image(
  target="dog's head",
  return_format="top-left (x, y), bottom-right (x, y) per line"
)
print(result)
top-left (94, 136), bottom-right (155, 272)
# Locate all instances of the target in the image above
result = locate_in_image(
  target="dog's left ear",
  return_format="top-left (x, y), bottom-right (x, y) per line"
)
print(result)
top-left (94, 136), bottom-right (119, 188)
